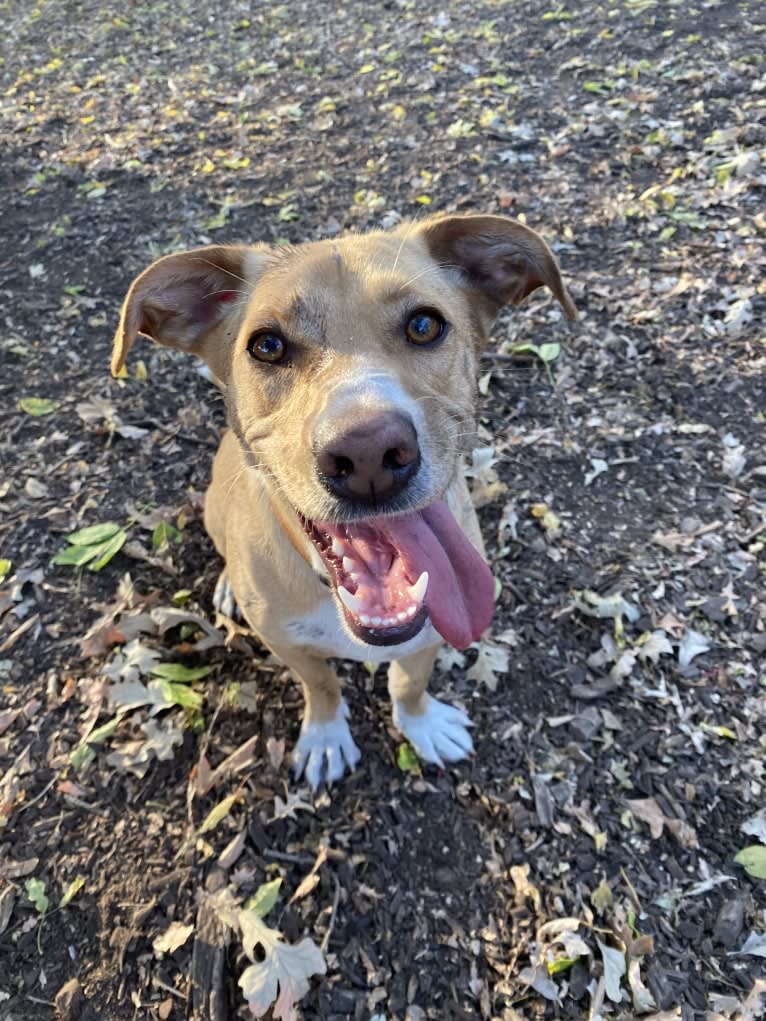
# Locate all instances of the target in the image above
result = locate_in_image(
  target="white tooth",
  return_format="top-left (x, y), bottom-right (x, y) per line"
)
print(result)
top-left (338, 586), bottom-right (363, 615)
top-left (406, 604), bottom-right (417, 617)
top-left (360, 614), bottom-right (371, 625)
top-left (384, 617), bottom-right (396, 626)
top-left (397, 611), bottom-right (408, 622)
top-left (332, 538), bottom-right (344, 557)
top-left (371, 616), bottom-right (382, 626)
top-left (350, 572), bottom-right (360, 583)
top-left (407, 571), bottom-right (429, 604)
top-left (342, 556), bottom-right (356, 574)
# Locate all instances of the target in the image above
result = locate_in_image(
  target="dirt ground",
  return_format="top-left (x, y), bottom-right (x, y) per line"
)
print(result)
top-left (1, 1), bottom-right (765, 1019)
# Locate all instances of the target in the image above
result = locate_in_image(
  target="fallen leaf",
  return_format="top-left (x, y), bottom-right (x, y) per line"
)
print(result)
top-left (19, 397), bottom-right (59, 416)
top-left (199, 794), bottom-right (239, 834)
top-left (734, 845), bottom-right (766, 880)
top-left (271, 792), bottom-right (314, 822)
top-left (637, 630), bottom-right (673, 664)
top-left (741, 808), bottom-right (766, 843)
top-left (598, 939), bottom-right (626, 1003)
top-left (571, 589), bottom-right (640, 623)
top-left (238, 909), bottom-right (326, 1019)
top-left (290, 847), bottom-right (328, 904)
top-left (467, 639), bottom-right (509, 691)
top-left (59, 876), bottom-right (86, 909)
top-left (153, 921), bottom-right (194, 955)
top-left (626, 797), bottom-right (668, 839)
top-left (736, 930), bottom-right (766, 958)
top-left (677, 629), bottom-right (711, 667)
top-left (103, 639), bottom-right (162, 684)
top-left (218, 829), bottom-right (247, 870)
top-left (246, 878), bottom-right (282, 919)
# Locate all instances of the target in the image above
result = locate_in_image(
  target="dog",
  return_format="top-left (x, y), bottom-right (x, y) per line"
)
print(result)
top-left (112, 214), bottom-right (575, 788)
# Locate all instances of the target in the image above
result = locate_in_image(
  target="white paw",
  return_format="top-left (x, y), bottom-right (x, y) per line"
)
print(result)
top-left (392, 695), bottom-right (474, 768)
top-left (212, 570), bottom-right (237, 618)
top-left (292, 700), bottom-right (361, 789)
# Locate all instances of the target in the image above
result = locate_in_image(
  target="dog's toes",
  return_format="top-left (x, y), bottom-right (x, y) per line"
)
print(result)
top-left (212, 570), bottom-right (237, 618)
top-left (291, 700), bottom-right (361, 789)
top-left (392, 695), bottom-right (474, 768)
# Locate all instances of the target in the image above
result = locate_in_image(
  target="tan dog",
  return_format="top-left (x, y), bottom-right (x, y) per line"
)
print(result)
top-left (112, 214), bottom-right (575, 787)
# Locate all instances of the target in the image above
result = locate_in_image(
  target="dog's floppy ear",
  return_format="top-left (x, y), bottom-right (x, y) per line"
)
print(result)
top-left (417, 213), bottom-right (577, 322)
top-left (112, 245), bottom-right (271, 382)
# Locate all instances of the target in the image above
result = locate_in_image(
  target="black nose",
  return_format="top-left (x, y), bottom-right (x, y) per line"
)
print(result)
top-left (314, 411), bottom-right (420, 505)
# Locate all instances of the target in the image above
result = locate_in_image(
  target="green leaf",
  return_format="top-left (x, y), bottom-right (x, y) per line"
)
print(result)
top-left (158, 680), bottom-right (203, 710)
top-left (88, 529), bottom-right (128, 571)
top-left (734, 845), bottom-right (766, 880)
top-left (199, 794), bottom-right (238, 834)
top-left (152, 521), bottom-right (182, 549)
top-left (583, 80), bottom-right (611, 94)
top-left (396, 743), bottom-right (420, 773)
top-left (244, 877), bottom-right (282, 918)
top-left (19, 397), bottom-right (59, 416)
top-left (52, 542), bottom-right (107, 567)
top-left (69, 744), bottom-right (96, 771)
top-left (547, 956), bottom-right (578, 974)
top-left (65, 522), bottom-right (121, 546)
top-left (151, 663), bottom-right (211, 683)
top-left (0, 558), bottom-right (12, 582)
top-left (85, 717), bottom-right (121, 745)
top-left (172, 589), bottom-right (193, 606)
top-left (536, 342), bottom-right (561, 363)
top-left (69, 718), bottom-right (121, 768)
top-left (25, 878), bottom-right (49, 915)
top-left (59, 875), bottom-right (86, 909)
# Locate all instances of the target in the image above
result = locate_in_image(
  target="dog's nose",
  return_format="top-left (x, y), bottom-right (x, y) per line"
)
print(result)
top-left (315, 412), bottom-right (420, 504)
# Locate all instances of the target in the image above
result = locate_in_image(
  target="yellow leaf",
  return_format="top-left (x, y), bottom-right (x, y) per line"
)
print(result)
top-left (201, 158), bottom-right (215, 174)
top-left (199, 794), bottom-right (239, 834)
top-left (358, 63), bottom-right (375, 74)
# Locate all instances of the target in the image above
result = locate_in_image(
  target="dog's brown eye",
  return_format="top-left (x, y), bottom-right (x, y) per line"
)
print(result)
top-left (247, 331), bottom-right (286, 363)
top-left (405, 310), bottom-right (446, 347)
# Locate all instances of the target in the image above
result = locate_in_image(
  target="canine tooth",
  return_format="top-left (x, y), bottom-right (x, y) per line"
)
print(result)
top-left (397, 611), bottom-right (408, 622)
top-left (338, 586), bottom-right (363, 615)
top-left (342, 556), bottom-right (356, 574)
top-left (407, 571), bottom-right (429, 604)
top-left (360, 613), bottom-right (371, 626)
top-left (406, 604), bottom-right (417, 617)
top-left (332, 538), bottom-right (344, 557)
top-left (371, 616), bottom-right (382, 626)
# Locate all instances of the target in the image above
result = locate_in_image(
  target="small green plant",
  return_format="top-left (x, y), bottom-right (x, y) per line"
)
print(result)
top-left (52, 522), bottom-right (128, 571)
top-left (511, 341), bottom-right (560, 385)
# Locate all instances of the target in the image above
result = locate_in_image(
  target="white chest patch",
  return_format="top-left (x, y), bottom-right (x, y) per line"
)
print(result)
top-left (284, 593), bottom-right (440, 663)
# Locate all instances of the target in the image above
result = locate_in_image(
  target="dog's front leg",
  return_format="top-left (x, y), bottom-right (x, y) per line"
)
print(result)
top-left (388, 647), bottom-right (474, 768)
top-left (269, 642), bottom-right (361, 789)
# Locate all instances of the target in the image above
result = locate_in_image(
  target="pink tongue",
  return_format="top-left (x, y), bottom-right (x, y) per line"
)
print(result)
top-left (378, 501), bottom-right (494, 649)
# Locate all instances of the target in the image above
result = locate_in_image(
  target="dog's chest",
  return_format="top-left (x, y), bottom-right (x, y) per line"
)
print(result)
top-left (283, 594), bottom-right (439, 664)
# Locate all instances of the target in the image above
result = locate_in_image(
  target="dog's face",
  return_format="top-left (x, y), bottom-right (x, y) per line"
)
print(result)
top-left (114, 215), bottom-right (575, 650)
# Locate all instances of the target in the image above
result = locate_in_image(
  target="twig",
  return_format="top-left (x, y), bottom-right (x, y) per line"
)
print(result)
top-left (320, 875), bottom-right (341, 954)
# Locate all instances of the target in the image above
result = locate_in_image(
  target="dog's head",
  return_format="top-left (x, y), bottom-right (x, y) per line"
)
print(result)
top-left (113, 214), bottom-right (575, 650)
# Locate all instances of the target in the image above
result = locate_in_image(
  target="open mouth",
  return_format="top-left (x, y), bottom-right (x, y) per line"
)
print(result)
top-left (298, 501), bottom-right (496, 650)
